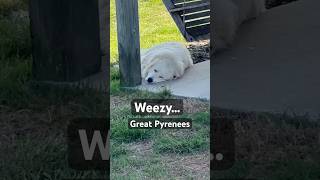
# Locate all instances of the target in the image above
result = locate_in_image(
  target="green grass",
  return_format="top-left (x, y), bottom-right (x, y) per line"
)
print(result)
top-left (153, 132), bottom-right (208, 153)
top-left (0, 14), bottom-right (31, 59)
top-left (111, 107), bottom-right (157, 142)
top-left (153, 112), bottom-right (209, 153)
top-left (111, 154), bottom-right (169, 179)
top-left (0, 0), bottom-right (28, 16)
top-left (110, 0), bottom-right (185, 63)
top-left (110, 108), bottom-right (210, 178)
top-left (0, 58), bottom-right (31, 107)
top-left (0, 134), bottom-right (108, 179)
top-left (0, 9), bottom-right (33, 108)
top-left (211, 159), bottom-right (320, 180)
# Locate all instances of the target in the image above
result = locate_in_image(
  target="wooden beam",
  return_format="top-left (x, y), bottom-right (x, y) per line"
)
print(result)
top-left (29, 0), bottom-right (101, 82)
top-left (116, 0), bottom-right (141, 87)
top-left (185, 17), bottom-right (210, 27)
top-left (99, 0), bottom-right (109, 58)
top-left (169, 2), bottom-right (210, 13)
top-left (162, 0), bottom-right (194, 41)
top-left (182, 10), bottom-right (210, 21)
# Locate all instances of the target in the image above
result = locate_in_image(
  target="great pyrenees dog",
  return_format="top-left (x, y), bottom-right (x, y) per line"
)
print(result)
top-left (214, 0), bottom-right (266, 51)
top-left (141, 42), bottom-right (193, 84)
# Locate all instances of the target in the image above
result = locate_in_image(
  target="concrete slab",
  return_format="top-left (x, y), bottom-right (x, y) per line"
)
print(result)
top-left (213, 0), bottom-right (320, 119)
top-left (137, 61), bottom-right (210, 100)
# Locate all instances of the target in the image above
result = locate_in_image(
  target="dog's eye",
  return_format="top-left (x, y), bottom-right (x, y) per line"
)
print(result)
top-left (173, 75), bottom-right (176, 79)
top-left (154, 69), bottom-right (158, 73)
top-left (159, 76), bottom-right (163, 78)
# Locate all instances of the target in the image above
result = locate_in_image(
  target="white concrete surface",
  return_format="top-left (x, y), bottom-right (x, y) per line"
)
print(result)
top-left (137, 61), bottom-right (210, 100)
top-left (213, 0), bottom-right (320, 119)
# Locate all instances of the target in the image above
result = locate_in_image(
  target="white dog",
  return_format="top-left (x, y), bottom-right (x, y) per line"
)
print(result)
top-left (214, 0), bottom-right (266, 51)
top-left (141, 42), bottom-right (193, 83)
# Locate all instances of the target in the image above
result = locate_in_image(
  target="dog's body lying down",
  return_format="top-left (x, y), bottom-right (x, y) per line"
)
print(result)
top-left (141, 42), bottom-right (193, 83)
top-left (214, 0), bottom-right (266, 51)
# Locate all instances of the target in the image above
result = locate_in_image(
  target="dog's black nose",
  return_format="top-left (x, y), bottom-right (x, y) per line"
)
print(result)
top-left (147, 78), bottom-right (153, 83)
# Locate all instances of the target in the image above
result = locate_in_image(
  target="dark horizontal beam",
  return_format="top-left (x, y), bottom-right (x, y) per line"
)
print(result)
top-left (169, 2), bottom-right (209, 13)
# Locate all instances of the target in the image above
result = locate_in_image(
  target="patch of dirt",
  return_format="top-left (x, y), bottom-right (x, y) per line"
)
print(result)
top-left (234, 116), bottom-right (320, 163)
top-left (0, 101), bottom-right (102, 147)
top-left (110, 95), bottom-right (128, 109)
top-left (126, 140), bottom-right (154, 156)
top-left (187, 40), bottom-right (210, 64)
top-left (183, 98), bottom-right (209, 114)
top-left (125, 138), bottom-right (210, 179)
top-left (163, 152), bottom-right (210, 179)
top-left (213, 109), bottom-right (320, 178)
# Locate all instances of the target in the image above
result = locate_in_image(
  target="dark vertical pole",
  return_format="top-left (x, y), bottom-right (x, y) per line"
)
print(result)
top-left (29, 0), bottom-right (101, 82)
top-left (99, 0), bottom-right (109, 58)
top-left (115, 0), bottom-right (142, 87)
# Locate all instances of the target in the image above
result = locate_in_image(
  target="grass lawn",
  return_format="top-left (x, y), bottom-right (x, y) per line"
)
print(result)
top-left (109, 94), bottom-right (210, 179)
top-left (110, 0), bottom-right (185, 63)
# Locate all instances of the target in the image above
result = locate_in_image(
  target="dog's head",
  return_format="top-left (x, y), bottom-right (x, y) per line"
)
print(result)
top-left (144, 60), bottom-right (179, 83)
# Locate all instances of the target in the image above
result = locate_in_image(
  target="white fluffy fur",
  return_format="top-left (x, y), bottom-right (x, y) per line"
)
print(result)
top-left (214, 0), bottom-right (266, 51)
top-left (141, 42), bottom-right (193, 83)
